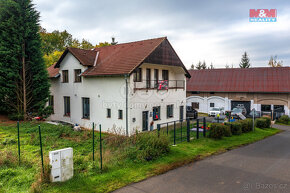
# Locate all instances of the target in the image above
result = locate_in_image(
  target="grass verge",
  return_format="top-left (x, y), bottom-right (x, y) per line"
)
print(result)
top-left (0, 122), bottom-right (280, 193)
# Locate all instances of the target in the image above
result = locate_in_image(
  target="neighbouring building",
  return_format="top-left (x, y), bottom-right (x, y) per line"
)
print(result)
top-left (47, 37), bottom-right (190, 135)
top-left (186, 67), bottom-right (290, 118)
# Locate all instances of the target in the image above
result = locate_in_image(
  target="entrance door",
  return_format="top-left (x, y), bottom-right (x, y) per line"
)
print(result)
top-left (180, 106), bottom-right (184, 121)
top-left (142, 111), bottom-right (149, 131)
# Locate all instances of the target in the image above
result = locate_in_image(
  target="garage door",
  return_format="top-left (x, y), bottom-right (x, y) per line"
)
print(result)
top-left (231, 101), bottom-right (251, 115)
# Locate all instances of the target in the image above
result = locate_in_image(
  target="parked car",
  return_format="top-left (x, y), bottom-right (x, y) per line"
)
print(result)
top-left (186, 106), bottom-right (198, 119)
top-left (208, 107), bottom-right (224, 117)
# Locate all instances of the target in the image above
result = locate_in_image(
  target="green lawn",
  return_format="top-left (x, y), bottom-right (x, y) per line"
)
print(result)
top-left (0, 121), bottom-right (281, 193)
top-left (275, 121), bottom-right (290, 126)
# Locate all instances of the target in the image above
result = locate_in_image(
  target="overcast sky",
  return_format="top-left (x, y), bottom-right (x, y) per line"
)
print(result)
top-left (35, 0), bottom-right (290, 68)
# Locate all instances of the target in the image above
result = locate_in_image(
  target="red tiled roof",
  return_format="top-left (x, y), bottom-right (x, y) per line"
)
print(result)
top-left (47, 63), bottom-right (59, 78)
top-left (55, 47), bottom-right (97, 67)
top-left (82, 37), bottom-right (167, 76)
top-left (187, 67), bottom-right (290, 93)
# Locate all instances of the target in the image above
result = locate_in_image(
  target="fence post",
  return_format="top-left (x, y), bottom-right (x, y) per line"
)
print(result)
top-left (99, 124), bottom-right (102, 171)
top-left (187, 118), bottom-right (190, 142)
top-left (17, 121), bottom-right (20, 165)
top-left (92, 122), bottom-right (95, 161)
top-left (173, 121), bottom-right (176, 145)
top-left (38, 125), bottom-right (44, 174)
top-left (196, 119), bottom-right (199, 139)
top-left (157, 124), bottom-right (160, 138)
top-left (203, 117), bottom-right (206, 137)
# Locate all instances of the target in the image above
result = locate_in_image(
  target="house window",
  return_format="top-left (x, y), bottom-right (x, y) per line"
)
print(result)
top-left (192, 102), bottom-right (199, 109)
top-left (154, 69), bottom-right (159, 88)
top-left (107, 108), bottom-right (111, 118)
top-left (74, 69), bottom-right (82, 82)
top-left (210, 103), bottom-right (215, 107)
top-left (62, 70), bottom-right (69, 83)
top-left (146, 68), bottom-right (151, 88)
top-left (162, 70), bottom-right (169, 80)
top-left (49, 95), bottom-right (54, 113)
top-left (167, 105), bottom-right (174, 118)
top-left (64, 96), bottom-right (70, 116)
top-left (153, 106), bottom-right (161, 120)
top-left (118, 110), bottom-right (123, 119)
top-left (261, 105), bottom-right (271, 111)
top-left (133, 68), bottom-right (142, 82)
top-left (82, 98), bottom-right (90, 119)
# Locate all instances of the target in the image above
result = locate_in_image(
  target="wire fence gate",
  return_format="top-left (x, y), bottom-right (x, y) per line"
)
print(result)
top-left (157, 117), bottom-right (208, 145)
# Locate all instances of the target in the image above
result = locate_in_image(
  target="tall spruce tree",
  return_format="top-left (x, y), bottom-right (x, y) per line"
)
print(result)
top-left (0, 0), bottom-right (49, 119)
top-left (239, 52), bottom-right (250, 68)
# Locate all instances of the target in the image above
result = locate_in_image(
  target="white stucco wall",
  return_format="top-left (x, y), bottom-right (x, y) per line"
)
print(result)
top-left (49, 53), bottom-right (126, 132)
top-left (128, 63), bottom-right (187, 135)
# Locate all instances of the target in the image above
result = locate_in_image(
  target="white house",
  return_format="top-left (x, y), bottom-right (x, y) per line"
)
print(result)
top-left (47, 37), bottom-right (191, 135)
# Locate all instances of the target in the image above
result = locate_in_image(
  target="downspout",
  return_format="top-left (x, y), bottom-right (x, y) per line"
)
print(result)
top-left (125, 74), bottom-right (129, 136)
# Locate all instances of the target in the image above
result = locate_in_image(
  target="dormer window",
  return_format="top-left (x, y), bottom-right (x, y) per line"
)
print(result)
top-left (133, 68), bottom-right (142, 82)
top-left (62, 70), bottom-right (69, 83)
top-left (74, 69), bottom-right (82, 82)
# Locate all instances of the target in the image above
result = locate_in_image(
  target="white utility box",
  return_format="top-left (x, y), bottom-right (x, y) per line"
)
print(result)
top-left (49, 147), bottom-right (73, 182)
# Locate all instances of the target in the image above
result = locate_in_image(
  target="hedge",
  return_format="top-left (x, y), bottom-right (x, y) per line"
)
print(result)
top-left (255, 117), bottom-right (271, 129)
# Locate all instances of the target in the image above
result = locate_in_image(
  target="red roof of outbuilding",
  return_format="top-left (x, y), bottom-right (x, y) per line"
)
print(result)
top-left (187, 67), bottom-right (290, 93)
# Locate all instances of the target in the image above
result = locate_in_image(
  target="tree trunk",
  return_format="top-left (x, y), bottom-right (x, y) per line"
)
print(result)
top-left (22, 42), bottom-right (27, 120)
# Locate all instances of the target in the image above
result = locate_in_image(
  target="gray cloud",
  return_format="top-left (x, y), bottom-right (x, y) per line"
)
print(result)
top-left (35, 0), bottom-right (290, 68)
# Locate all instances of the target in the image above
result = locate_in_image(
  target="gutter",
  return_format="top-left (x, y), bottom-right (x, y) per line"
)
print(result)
top-left (125, 74), bottom-right (129, 136)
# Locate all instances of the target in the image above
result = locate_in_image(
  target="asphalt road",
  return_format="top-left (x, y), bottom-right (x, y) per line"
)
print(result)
top-left (114, 124), bottom-right (290, 193)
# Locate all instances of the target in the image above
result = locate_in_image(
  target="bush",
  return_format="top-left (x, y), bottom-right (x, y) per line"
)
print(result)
top-left (127, 132), bottom-right (170, 162)
top-left (278, 115), bottom-right (290, 124)
top-left (229, 122), bottom-right (242, 135)
top-left (239, 119), bottom-right (253, 133)
top-left (223, 125), bottom-right (232, 137)
top-left (255, 117), bottom-right (271, 129)
top-left (8, 113), bottom-right (24, 121)
top-left (208, 123), bottom-right (225, 139)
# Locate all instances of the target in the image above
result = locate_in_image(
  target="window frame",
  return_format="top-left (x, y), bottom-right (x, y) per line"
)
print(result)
top-left (133, 68), bottom-right (142, 82)
top-left (62, 70), bottom-right (69, 83)
top-left (162, 70), bottom-right (169, 81)
top-left (118, 109), bottom-right (123, 120)
top-left (82, 97), bottom-right (90, 119)
top-left (154, 69), bottom-right (159, 88)
top-left (107, 108), bottom-right (111, 118)
top-left (64, 96), bottom-right (70, 116)
top-left (74, 69), bottom-right (82, 83)
top-left (49, 95), bottom-right (54, 114)
top-left (167, 104), bottom-right (174, 118)
top-left (153, 106), bottom-right (161, 120)
top-left (210, 103), bottom-right (215, 108)
top-left (192, 102), bottom-right (199, 109)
